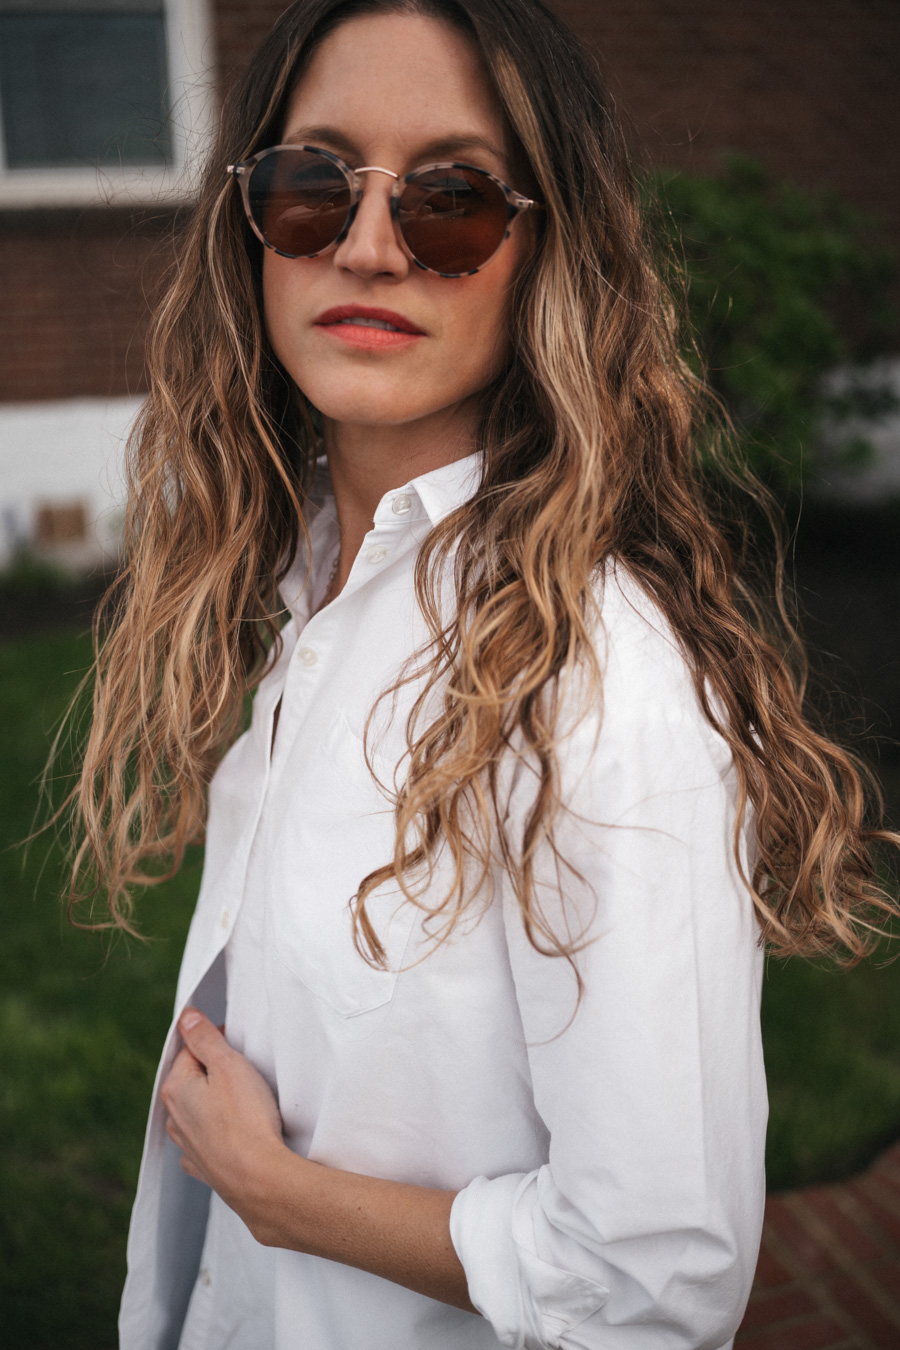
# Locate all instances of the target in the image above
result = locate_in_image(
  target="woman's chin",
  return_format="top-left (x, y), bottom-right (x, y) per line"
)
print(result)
top-left (313, 395), bottom-right (450, 431)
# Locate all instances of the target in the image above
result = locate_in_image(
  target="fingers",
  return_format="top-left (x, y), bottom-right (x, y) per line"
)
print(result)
top-left (178, 1007), bottom-right (229, 1070)
top-left (165, 1114), bottom-right (190, 1161)
top-left (159, 1045), bottom-right (205, 1113)
top-left (166, 1115), bottom-right (204, 1181)
top-left (161, 1019), bottom-right (223, 1187)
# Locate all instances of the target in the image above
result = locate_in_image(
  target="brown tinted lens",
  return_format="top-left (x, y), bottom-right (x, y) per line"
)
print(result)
top-left (397, 166), bottom-right (509, 273)
top-left (248, 149), bottom-right (352, 256)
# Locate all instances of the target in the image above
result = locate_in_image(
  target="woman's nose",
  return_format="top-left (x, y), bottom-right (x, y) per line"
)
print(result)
top-left (333, 172), bottom-right (410, 281)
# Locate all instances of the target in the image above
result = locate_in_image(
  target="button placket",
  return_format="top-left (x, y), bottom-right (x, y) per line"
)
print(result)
top-left (270, 602), bottom-right (340, 795)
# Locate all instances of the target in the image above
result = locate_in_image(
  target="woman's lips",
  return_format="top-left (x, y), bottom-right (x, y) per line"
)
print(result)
top-left (314, 305), bottom-right (425, 350)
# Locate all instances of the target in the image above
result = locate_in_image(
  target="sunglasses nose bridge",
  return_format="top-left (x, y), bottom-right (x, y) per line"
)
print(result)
top-left (354, 165), bottom-right (400, 181)
top-left (334, 164), bottom-right (413, 275)
top-left (346, 165), bottom-right (403, 226)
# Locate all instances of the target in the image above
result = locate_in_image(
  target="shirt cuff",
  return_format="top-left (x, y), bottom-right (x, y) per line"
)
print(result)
top-left (449, 1171), bottom-right (610, 1350)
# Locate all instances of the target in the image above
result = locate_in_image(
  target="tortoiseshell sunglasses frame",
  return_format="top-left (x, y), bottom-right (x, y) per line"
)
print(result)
top-left (227, 143), bottom-right (542, 278)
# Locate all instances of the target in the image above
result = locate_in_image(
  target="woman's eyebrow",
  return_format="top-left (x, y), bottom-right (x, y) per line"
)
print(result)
top-left (281, 125), bottom-right (507, 166)
top-left (418, 134), bottom-right (507, 164)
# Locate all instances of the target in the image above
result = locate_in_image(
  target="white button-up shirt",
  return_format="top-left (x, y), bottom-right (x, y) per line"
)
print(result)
top-left (119, 453), bottom-right (766, 1350)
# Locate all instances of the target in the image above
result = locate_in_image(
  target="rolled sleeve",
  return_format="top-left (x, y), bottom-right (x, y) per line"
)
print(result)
top-left (450, 1171), bottom-right (611, 1348)
top-left (450, 579), bottom-right (767, 1349)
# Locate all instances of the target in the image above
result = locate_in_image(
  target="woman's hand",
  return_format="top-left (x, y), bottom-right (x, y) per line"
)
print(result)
top-left (160, 1008), bottom-right (286, 1230)
top-left (161, 1007), bottom-right (474, 1310)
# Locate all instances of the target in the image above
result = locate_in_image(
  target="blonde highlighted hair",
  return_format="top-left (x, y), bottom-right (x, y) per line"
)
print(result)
top-left (60, 0), bottom-right (897, 970)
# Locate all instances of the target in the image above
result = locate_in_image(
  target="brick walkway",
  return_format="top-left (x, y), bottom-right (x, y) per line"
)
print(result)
top-left (736, 1141), bottom-right (900, 1348)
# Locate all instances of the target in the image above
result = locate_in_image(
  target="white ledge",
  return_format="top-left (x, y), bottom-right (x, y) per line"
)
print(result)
top-left (0, 165), bottom-right (201, 209)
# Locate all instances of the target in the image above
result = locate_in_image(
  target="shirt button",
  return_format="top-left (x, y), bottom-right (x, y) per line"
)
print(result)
top-left (298, 646), bottom-right (318, 667)
top-left (200, 1267), bottom-right (211, 1288)
top-left (220, 909), bottom-right (230, 930)
top-left (366, 544), bottom-right (388, 564)
top-left (392, 493), bottom-right (412, 515)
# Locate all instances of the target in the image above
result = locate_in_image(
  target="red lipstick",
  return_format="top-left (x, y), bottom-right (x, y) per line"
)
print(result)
top-left (314, 305), bottom-right (426, 350)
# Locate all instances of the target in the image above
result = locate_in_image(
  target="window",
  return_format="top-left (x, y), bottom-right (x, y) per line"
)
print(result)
top-left (0, 0), bottom-right (215, 206)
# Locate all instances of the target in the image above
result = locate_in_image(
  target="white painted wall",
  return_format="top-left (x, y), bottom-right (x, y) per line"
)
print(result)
top-left (813, 356), bottom-right (900, 502)
top-left (0, 396), bottom-right (143, 569)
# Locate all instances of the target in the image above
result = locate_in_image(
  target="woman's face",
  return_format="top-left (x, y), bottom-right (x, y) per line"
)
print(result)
top-left (262, 11), bottom-right (535, 437)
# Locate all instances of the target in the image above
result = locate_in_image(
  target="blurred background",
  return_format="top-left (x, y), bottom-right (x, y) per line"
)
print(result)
top-left (0, 1), bottom-right (898, 1346)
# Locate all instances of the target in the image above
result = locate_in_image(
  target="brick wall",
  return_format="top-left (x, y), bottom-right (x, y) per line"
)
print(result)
top-left (214, 0), bottom-right (288, 88)
top-left (563, 0), bottom-right (900, 239)
top-left (0, 208), bottom-right (177, 403)
top-left (1, 0), bottom-right (897, 404)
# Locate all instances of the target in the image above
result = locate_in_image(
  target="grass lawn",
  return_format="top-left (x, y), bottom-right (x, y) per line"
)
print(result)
top-left (0, 631), bottom-right (200, 1349)
top-left (1, 625), bottom-right (899, 1348)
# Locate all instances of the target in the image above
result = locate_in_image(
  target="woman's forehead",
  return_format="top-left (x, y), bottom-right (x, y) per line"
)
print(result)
top-left (281, 11), bottom-right (513, 172)
top-left (280, 121), bottom-right (508, 171)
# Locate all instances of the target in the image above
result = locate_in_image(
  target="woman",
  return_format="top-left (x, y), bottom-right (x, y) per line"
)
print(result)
top-left (65, 1), bottom-right (897, 1347)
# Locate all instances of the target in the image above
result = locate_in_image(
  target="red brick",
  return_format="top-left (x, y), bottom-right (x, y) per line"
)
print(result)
top-left (734, 1312), bottom-right (854, 1348)
top-left (740, 1287), bottom-right (819, 1331)
top-left (0, 211), bottom-right (171, 402)
top-left (869, 1143), bottom-right (900, 1182)
top-left (764, 1198), bottom-right (838, 1276)
top-left (847, 1180), bottom-right (900, 1251)
top-left (800, 1188), bottom-right (886, 1265)
top-left (825, 1271), bottom-right (900, 1349)
top-left (754, 1241), bottom-right (794, 1288)
top-left (868, 1258), bottom-right (900, 1306)
top-left (872, 1170), bottom-right (900, 1208)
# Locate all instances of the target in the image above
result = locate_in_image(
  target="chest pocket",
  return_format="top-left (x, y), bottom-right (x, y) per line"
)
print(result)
top-left (267, 709), bottom-right (418, 1018)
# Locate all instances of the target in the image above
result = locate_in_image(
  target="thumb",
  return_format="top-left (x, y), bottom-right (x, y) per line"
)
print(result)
top-left (178, 1007), bottom-right (227, 1068)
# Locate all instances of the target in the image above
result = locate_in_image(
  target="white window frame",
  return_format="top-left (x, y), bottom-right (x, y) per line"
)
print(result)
top-left (0, 0), bottom-right (216, 207)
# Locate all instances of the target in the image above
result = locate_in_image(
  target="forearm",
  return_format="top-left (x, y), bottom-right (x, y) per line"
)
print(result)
top-left (242, 1141), bottom-right (478, 1314)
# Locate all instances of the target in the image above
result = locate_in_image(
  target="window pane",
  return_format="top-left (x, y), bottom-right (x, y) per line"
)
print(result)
top-left (0, 2), bottom-right (159, 13)
top-left (0, 13), bottom-right (171, 168)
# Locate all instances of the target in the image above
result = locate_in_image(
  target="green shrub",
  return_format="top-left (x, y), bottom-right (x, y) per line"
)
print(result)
top-left (646, 155), bottom-right (898, 488)
top-left (0, 546), bottom-right (75, 594)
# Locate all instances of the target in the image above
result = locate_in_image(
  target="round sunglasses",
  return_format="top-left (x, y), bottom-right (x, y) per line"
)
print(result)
top-left (227, 144), bottom-right (542, 278)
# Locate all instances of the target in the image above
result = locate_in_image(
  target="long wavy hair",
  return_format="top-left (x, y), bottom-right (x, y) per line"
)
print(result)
top-left (60, 0), bottom-right (898, 971)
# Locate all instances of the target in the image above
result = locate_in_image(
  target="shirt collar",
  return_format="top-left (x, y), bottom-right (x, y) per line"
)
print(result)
top-left (305, 449), bottom-right (483, 528)
top-left (279, 450), bottom-right (484, 625)
top-left (400, 450), bottom-right (483, 527)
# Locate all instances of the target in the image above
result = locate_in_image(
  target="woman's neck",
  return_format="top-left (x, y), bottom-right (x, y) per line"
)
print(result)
top-left (321, 405), bottom-right (479, 592)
